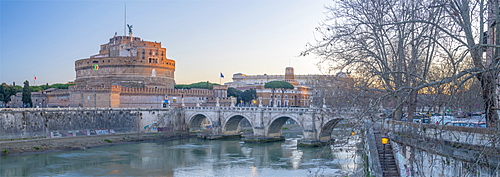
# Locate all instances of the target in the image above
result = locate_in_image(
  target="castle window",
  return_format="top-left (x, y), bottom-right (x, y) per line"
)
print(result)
top-left (149, 58), bottom-right (158, 63)
top-left (93, 61), bottom-right (98, 63)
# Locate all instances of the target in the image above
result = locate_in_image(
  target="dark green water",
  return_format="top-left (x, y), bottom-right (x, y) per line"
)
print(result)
top-left (0, 133), bottom-right (364, 176)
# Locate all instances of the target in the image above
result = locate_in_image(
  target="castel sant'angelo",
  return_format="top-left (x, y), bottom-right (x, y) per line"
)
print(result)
top-left (18, 28), bottom-right (230, 108)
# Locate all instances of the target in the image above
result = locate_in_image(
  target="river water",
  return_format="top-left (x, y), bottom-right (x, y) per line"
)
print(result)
top-left (0, 133), bottom-right (364, 176)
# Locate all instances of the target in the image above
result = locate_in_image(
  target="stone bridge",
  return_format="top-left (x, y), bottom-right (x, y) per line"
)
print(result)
top-left (183, 106), bottom-right (356, 145)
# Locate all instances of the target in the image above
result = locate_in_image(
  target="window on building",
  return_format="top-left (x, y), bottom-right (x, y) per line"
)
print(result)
top-left (149, 58), bottom-right (158, 63)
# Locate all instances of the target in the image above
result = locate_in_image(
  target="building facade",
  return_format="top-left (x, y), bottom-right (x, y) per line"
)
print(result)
top-left (225, 67), bottom-right (354, 108)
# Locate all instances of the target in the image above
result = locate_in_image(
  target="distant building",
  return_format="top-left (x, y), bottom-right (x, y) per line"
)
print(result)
top-left (225, 67), bottom-right (354, 107)
top-left (10, 32), bottom-right (229, 108)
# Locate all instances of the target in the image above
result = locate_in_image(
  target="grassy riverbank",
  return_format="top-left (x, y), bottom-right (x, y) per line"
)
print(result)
top-left (0, 131), bottom-right (190, 156)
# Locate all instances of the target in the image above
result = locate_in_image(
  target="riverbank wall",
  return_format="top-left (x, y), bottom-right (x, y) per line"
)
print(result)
top-left (0, 108), bottom-right (187, 141)
top-left (382, 120), bottom-right (500, 176)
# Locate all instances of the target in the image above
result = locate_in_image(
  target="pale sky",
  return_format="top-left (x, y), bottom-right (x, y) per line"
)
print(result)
top-left (1, 0), bottom-right (331, 85)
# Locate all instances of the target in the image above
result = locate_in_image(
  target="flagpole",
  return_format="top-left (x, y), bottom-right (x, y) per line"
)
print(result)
top-left (219, 72), bottom-right (223, 85)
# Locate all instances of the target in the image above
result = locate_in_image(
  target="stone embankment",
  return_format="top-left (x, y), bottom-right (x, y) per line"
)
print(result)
top-left (0, 108), bottom-right (188, 156)
top-left (0, 132), bottom-right (190, 156)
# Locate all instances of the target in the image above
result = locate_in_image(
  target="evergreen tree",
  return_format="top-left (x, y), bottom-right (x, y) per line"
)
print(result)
top-left (227, 87), bottom-right (242, 105)
top-left (240, 89), bottom-right (257, 105)
top-left (0, 84), bottom-right (4, 106)
top-left (22, 80), bottom-right (32, 108)
top-left (174, 82), bottom-right (219, 90)
top-left (0, 83), bottom-right (18, 107)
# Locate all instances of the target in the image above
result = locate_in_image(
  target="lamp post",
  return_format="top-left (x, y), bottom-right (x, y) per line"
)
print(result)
top-left (381, 136), bottom-right (389, 169)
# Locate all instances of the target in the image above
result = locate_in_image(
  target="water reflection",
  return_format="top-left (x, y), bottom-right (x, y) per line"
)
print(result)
top-left (0, 133), bottom-right (363, 176)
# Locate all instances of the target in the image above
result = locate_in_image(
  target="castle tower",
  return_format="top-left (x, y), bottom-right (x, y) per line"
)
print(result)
top-left (284, 67), bottom-right (299, 86)
top-left (285, 67), bottom-right (295, 80)
top-left (213, 85), bottom-right (228, 98)
top-left (74, 35), bottom-right (176, 89)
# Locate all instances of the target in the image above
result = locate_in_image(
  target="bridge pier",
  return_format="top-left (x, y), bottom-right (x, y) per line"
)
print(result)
top-left (297, 139), bottom-right (326, 147)
top-left (297, 129), bottom-right (326, 147)
top-left (243, 136), bottom-right (285, 143)
top-left (252, 126), bottom-right (266, 136)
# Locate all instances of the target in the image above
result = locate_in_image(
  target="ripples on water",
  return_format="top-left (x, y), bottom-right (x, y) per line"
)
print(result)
top-left (0, 133), bottom-right (364, 176)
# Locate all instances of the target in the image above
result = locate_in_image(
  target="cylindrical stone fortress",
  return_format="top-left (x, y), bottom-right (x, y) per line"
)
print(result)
top-left (75, 35), bottom-right (176, 89)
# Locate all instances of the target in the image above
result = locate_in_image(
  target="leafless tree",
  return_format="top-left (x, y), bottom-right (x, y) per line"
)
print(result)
top-left (303, 0), bottom-right (499, 127)
top-left (303, 0), bottom-right (500, 175)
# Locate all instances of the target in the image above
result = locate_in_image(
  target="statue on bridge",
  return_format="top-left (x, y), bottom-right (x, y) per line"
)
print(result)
top-left (309, 96), bottom-right (314, 108)
top-left (230, 97), bottom-right (236, 107)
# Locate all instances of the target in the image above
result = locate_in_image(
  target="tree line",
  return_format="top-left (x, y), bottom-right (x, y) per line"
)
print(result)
top-left (0, 82), bottom-right (75, 107)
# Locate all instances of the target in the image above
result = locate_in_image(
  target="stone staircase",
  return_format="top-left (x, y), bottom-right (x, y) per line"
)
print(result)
top-left (374, 132), bottom-right (400, 177)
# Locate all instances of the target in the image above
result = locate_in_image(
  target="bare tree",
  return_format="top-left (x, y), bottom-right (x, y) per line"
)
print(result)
top-left (304, 0), bottom-right (500, 175)
top-left (303, 0), bottom-right (450, 122)
top-left (304, 0), bottom-right (499, 127)
top-left (441, 0), bottom-right (500, 127)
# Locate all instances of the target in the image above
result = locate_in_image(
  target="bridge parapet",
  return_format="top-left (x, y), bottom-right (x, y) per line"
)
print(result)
top-left (184, 106), bottom-right (318, 113)
top-left (183, 106), bottom-right (363, 115)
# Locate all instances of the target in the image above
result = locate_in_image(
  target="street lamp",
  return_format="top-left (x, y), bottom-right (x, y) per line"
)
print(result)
top-left (381, 136), bottom-right (389, 144)
top-left (381, 136), bottom-right (389, 169)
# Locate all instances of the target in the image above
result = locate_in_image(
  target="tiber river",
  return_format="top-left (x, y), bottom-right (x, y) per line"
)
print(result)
top-left (0, 132), bottom-right (364, 176)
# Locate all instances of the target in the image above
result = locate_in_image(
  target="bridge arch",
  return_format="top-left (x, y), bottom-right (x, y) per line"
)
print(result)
top-left (222, 115), bottom-right (252, 135)
top-left (188, 113), bottom-right (212, 131)
top-left (267, 116), bottom-right (302, 137)
top-left (318, 118), bottom-right (343, 142)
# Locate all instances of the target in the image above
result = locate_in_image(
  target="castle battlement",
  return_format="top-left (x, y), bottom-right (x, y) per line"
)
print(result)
top-left (120, 87), bottom-right (213, 96)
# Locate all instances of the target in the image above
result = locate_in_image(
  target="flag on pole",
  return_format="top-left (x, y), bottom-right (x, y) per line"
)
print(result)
top-left (220, 73), bottom-right (224, 78)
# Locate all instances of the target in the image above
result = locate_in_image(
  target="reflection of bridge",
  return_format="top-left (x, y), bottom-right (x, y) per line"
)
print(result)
top-left (184, 106), bottom-right (356, 145)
